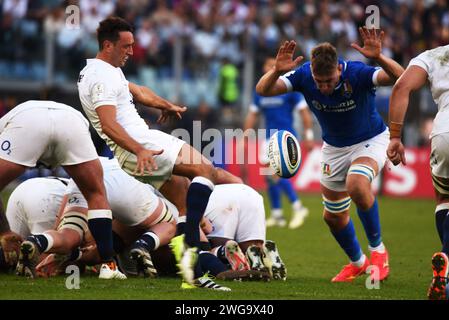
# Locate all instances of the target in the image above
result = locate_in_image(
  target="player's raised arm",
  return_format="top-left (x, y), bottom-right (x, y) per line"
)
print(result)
top-left (387, 65), bottom-right (428, 166)
top-left (256, 40), bottom-right (303, 96)
top-left (128, 82), bottom-right (186, 123)
top-left (351, 27), bottom-right (404, 86)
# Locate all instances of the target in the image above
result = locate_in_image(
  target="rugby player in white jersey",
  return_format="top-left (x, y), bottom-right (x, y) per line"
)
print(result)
top-left (7, 166), bottom-right (232, 290)
top-left (15, 158), bottom-right (176, 279)
top-left (202, 184), bottom-right (287, 280)
top-left (0, 100), bottom-right (116, 276)
top-left (0, 177), bottom-right (68, 270)
top-left (387, 45), bottom-right (449, 300)
top-left (77, 17), bottom-right (241, 287)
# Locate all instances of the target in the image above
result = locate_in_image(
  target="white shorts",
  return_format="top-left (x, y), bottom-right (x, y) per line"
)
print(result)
top-left (0, 101), bottom-right (98, 167)
top-left (6, 177), bottom-right (68, 238)
top-left (115, 129), bottom-right (185, 190)
top-left (65, 158), bottom-right (161, 226)
top-left (430, 133), bottom-right (449, 194)
top-left (320, 129), bottom-right (389, 192)
top-left (205, 184), bottom-right (266, 243)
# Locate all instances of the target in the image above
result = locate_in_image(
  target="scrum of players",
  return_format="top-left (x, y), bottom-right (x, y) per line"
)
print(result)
top-left (0, 16), bottom-right (286, 291)
top-left (0, 15), bottom-right (448, 299)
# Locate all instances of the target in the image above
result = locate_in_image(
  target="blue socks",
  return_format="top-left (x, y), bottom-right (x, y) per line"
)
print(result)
top-left (88, 213), bottom-right (114, 262)
top-left (331, 219), bottom-right (363, 262)
top-left (199, 251), bottom-right (227, 276)
top-left (184, 177), bottom-right (214, 248)
top-left (357, 198), bottom-right (382, 248)
top-left (267, 180), bottom-right (281, 209)
top-left (267, 178), bottom-right (300, 213)
top-left (277, 178), bottom-right (299, 203)
top-left (436, 204), bottom-right (449, 255)
top-left (132, 232), bottom-right (160, 252)
top-left (27, 234), bottom-right (50, 253)
top-left (443, 214), bottom-right (449, 255)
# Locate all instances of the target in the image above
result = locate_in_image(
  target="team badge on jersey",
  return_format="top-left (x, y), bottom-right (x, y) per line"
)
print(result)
top-left (93, 83), bottom-right (105, 101)
top-left (341, 80), bottom-right (352, 98)
top-left (322, 163), bottom-right (331, 176)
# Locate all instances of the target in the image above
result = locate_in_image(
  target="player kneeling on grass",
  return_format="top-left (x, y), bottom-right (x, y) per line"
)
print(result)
top-left (14, 157), bottom-right (176, 280)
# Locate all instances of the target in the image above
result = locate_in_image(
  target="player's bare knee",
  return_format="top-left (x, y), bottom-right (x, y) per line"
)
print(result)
top-left (346, 180), bottom-right (373, 210)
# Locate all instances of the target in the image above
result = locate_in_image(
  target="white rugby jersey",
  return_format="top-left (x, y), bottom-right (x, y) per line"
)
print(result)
top-left (409, 45), bottom-right (449, 138)
top-left (77, 59), bottom-right (150, 154)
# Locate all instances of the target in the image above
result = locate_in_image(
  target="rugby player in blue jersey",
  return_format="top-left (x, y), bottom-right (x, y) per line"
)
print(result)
top-left (256, 27), bottom-right (404, 282)
top-left (244, 57), bottom-right (314, 229)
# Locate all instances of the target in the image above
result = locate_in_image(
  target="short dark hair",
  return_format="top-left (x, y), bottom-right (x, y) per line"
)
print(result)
top-left (97, 17), bottom-right (134, 50)
top-left (310, 42), bottom-right (338, 76)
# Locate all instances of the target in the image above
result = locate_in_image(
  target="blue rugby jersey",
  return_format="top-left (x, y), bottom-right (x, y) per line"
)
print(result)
top-left (280, 59), bottom-right (386, 147)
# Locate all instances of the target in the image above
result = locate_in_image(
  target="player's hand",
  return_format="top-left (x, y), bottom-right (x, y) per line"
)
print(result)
top-left (36, 253), bottom-right (66, 277)
top-left (157, 104), bottom-right (187, 124)
top-left (351, 27), bottom-right (384, 59)
top-left (274, 40), bottom-right (304, 74)
top-left (0, 231), bottom-right (23, 266)
top-left (387, 138), bottom-right (406, 166)
top-left (134, 148), bottom-right (164, 176)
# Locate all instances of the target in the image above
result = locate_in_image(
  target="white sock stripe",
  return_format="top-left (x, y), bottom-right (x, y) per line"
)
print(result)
top-left (191, 176), bottom-right (215, 190)
top-left (144, 232), bottom-right (160, 250)
top-left (87, 209), bottom-right (112, 220)
top-left (435, 203), bottom-right (449, 213)
top-left (41, 233), bottom-right (54, 252)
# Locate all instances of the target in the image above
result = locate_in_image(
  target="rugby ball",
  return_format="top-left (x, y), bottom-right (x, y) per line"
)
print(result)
top-left (268, 130), bottom-right (301, 178)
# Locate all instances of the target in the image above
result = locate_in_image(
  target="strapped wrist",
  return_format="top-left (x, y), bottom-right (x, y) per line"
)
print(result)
top-left (389, 121), bottom-right (403, 139)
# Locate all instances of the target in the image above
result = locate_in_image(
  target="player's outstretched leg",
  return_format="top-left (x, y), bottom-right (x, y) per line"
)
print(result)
top-left (322, 188), bottom-right (369, 282)
top-left (347, 163), bottom-right (389, 281)
top-left (171, 144), bottom-right (241, 286)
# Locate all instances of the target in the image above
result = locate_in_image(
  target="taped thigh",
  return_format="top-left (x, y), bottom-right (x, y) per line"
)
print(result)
top-left (57, 211), bottom-right (88, 238)
top-left (322, 196), bottom-right (352, 214)
top-left (347, 164), bottom-right (375, 183)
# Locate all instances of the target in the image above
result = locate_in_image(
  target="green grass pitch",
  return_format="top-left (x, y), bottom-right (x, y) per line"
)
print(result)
top-left (0, 191), bottom-right (437, 300)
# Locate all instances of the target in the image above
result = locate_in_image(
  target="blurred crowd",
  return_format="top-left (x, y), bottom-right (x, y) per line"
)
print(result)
top-left (0, 0), bottom-right (446, 147)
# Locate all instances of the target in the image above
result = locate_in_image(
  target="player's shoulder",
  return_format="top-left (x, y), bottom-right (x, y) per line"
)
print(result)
top-left (80, 59), bottom-right (119, 82)
top-left (413, 45), bottom-right (449, 65)
top-left (344, 60), bottom-right (369, 71)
